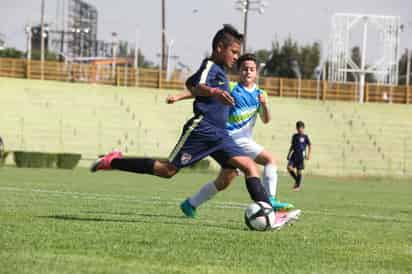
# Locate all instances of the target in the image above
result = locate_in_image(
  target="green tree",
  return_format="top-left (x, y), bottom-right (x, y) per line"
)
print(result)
top-left (0, 48), bottom-right (23, 58)
top-left (258, 38), bottom-right (320, 79)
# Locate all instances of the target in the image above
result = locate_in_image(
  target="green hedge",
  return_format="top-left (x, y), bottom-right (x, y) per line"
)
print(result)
top-left (57, 153), bottom-right (82, 169)
top-left (0, 151), bottom-right (10, 167)
top-left (13, 151), bottom-right (81, 169)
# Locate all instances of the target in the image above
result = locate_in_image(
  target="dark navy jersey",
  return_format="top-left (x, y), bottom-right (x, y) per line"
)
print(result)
top-left (187, 59), bottom-right (230, 129)
top-left (291, 133), bottom-right (311, 154)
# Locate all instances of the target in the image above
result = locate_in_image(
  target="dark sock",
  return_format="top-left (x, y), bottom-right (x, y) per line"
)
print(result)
top-left (296, 173), bottom-right (302, 186)
top-left (111, 158), bottom-right (155, 174)
top-left (245, 177), bottom-right (271, 204)
top-left (288, 169), bottom-right (297, 181)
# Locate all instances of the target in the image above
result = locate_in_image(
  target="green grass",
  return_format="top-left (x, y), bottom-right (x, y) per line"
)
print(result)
top-left (0, 167), bottom-right (411, 274)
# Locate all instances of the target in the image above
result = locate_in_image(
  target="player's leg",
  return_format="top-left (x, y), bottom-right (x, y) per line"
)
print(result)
top-left (294, 160), bottom-right (305, 191)
top-left (287, 162), bottom-right (298, 184)
top-left (254, 150), bottom-right (294, 210)
top-left (180, 168), bottom-right (237, 218)
top-left (90, 151), bottom-right (178, 178)
top-left (227, 155), bottom-right (271, 205)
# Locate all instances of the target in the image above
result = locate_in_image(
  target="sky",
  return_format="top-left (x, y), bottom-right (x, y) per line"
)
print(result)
top-left (1, 0), bottom-right (411, 70)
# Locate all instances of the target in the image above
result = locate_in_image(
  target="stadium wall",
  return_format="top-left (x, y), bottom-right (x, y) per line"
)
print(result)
top-left (1, 77), bottom-right (412, 177)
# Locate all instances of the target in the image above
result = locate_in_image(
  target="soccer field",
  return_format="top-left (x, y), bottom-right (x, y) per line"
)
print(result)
top-left (0, 167), bottom-right (411, 274)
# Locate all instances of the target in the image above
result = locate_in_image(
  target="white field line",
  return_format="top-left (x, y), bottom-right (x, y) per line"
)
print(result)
top-left (0, 186), bottom-right (409, 222)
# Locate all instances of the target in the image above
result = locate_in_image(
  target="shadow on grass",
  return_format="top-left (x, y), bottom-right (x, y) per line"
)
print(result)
top-left (38, 212), bottom-right (244, 232)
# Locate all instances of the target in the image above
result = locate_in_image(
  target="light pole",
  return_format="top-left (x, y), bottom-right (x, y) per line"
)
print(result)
top-left (235, 0), bottom-right (268, 53)
top-left (290, 59), bottom-right (302, 98)
top-left (111, 32), bottom-right (118, 79)
top-left (134, 27), bottom-right (140, 86)
top-left (25, 25), bottom-right (32, 60)
top-left (161, 0), bottom-right (167, 71)
top-left (40, 0), bottom-right (45, 80)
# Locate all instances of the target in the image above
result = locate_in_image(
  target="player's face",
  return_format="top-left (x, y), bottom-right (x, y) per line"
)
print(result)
top-left (297, 127), bottom-right (305, 134)
top-left (239, 60), bottom-right (257, 86)
top-left (219, 41), bottom-right (241, 68)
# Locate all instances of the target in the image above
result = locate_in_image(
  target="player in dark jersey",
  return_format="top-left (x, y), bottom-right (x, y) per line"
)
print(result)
top-left (90, 25), bottom-right (275, 216)
top-left (287, 121), bottom-right (312, 191)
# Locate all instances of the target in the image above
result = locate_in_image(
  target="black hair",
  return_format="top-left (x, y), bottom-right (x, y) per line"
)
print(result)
top-left (212, 24), bottom-right (243, 51)
top-left (296, 121), bottom-right (305, 129)
top-left (237, 53), bottom-right (257, 69)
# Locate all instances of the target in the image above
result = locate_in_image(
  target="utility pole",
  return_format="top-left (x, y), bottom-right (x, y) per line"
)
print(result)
top-left (242, 1), bottom-right (249, 53)
top-left (407, 48), bottom-right (411, 87)
top-left (134, 27), bottom-right (139, 86)
top-left (161, 0), bottom-right (167, 71)
top-left (235, 0), bottom-right (267, 53)
top-left (25, 25), bottom-right (32, 60)
top-left (40, 0), bottom-right (45, 80)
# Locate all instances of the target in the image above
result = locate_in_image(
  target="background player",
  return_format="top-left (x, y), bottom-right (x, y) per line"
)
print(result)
top-left (167, 53), bottom-right (294, 217)
top-left (287, 121), bottom-right (312, 191)
top-left (91, 25), bottom-right (279, 221)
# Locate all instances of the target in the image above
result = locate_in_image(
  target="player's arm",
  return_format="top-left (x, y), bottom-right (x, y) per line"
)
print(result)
top-left (287, 136), bottom-right (294, 160)
top-left (166, 91), bottom-right (194, 104)
top-left (258, 91), bottom-right (271, 124)
top-left (306, 136), bottom-right (312, 160)
top-left (185, 67), bottom-right (234, 105)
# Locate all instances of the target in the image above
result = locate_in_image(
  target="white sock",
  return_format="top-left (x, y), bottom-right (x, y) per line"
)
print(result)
top-left (188, 181), bottom-right (218, 208)
top-left (263, 164), bottom-right (278, 197)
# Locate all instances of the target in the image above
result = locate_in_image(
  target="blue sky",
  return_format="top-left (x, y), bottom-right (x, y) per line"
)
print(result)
top-left (1, 0), bottom-right (411, 69)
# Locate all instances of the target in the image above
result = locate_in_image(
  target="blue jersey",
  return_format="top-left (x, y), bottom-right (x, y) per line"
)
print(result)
top-left (188, 59), bottom-right (230, 129)
top-left (226, 82), bottom-right (267, 139)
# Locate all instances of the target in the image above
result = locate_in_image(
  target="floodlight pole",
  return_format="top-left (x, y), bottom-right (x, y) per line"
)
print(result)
top-left (407, 48), bottom-right (411, 87)
top-left (359, 17), bottom-right (368, 104)
top-left (161, 0), bottom-right (167, 71)
top-left (25, 25), bottom-right (32, 60)
top-left (242, 1), bottom-right (249, 53)
top-left (40, 0), bottom-right (45, 80)
top-left (134, 27), bottom-right (139, 86)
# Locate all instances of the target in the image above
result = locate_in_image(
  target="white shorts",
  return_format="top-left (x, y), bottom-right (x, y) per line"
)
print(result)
top-left (234, 137), bottom-right (264, 160)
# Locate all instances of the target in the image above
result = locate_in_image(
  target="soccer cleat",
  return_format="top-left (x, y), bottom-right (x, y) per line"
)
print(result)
top-left (271, 209), bottom-right (302, 230)
top-left (271, 211), bottom-right (290, 230)
top-left (90, 150), bottom-right (123, 172)
top-left (180, 199), bottom-right (197, 218)
top-left (292, 184), bottom-right (301, 192)
top-left (269, 196), bottom-right (295, 211)
top-left (285, 209), bottom-right (302, 225)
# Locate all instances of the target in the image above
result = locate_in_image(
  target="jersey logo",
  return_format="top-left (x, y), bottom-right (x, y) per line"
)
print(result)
top-left (217, 81), bottom-right (226, 86)
top-left (300, 137), bottom-right (305, 143)
top-left (181, 153), bottom-right (192, 165)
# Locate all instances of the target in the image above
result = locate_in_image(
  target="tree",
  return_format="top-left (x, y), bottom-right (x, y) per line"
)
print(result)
top-left (0, 48), bottom-right (23, 58)
top-left (398, 49), bottom-right (412, 85)
top-left (258, 38), bottom-right (320, 79)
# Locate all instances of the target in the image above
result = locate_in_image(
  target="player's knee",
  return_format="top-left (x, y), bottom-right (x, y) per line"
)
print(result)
top-left (155, 163), bottom-right (178, 178)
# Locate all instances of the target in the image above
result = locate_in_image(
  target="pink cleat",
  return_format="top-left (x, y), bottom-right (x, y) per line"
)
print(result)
top-left (90, 151), bottom-right (123, 172)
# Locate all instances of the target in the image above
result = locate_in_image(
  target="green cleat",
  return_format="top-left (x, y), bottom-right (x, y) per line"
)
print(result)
top-left (269, 196), bottom-right (295, 211)
top-left (180, 199), bottom-right (197, 218)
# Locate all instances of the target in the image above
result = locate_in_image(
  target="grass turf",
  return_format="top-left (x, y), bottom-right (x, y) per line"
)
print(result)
top-left (0, 167), bottom-right (411, 274)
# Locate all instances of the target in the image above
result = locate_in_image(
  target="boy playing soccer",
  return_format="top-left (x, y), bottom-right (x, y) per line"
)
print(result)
top-left (167, 53), bottom-right (295, 217)
top-left (90, 25), bottom-right (289, 226)
top-left (287, 121), bottom-right (312, 191)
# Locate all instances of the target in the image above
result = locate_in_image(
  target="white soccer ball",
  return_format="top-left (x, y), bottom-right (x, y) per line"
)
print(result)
top-left (244, 201), bottom-right (275, 231)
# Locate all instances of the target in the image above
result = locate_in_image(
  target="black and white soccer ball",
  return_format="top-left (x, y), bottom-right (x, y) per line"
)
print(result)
top-left (244, 201), bottom-right (276, 231)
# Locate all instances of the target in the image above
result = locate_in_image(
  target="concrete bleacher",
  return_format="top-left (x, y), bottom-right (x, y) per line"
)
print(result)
top-left (1, 77), bottom-right (411, 177)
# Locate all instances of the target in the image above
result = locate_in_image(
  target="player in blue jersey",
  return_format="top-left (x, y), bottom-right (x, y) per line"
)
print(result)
top-left (90, 25), bottom-right (281, 222)
top-left (287, 121), bottom-right (312, 191)
top-left (167, 53), bottom-right (296, 218)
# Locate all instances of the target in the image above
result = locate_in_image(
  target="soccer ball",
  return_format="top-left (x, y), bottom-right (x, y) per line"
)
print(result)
top-left (244, 201), bottom-right (275, 231)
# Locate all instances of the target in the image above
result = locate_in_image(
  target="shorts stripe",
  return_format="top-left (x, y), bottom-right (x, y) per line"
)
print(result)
top-left (168, 115), bottom-right (203, 162)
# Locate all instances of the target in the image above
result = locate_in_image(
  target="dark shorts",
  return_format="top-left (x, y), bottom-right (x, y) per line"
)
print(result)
top-left (168, 116), bottom-right (246, 169)
top-left (288, 153), bottom-right (305, 170)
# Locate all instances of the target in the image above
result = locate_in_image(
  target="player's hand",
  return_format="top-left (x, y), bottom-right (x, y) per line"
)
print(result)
top-left (306, 155), bottom-right (311, 160)
top-left (212, 88), bottom-right (235, 106)
top-left (166, 95), bottom-right (178, 104)
top-left (259, 93), bottom-right (267, 105)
